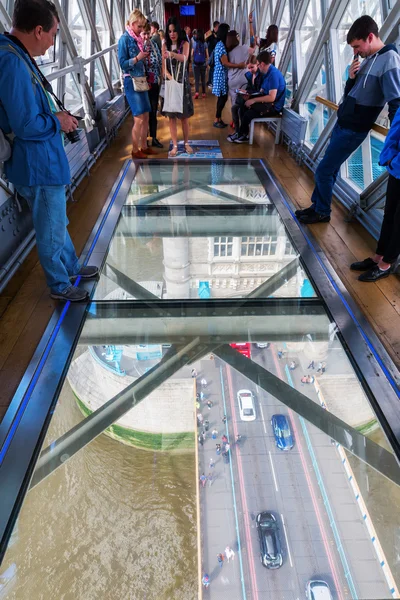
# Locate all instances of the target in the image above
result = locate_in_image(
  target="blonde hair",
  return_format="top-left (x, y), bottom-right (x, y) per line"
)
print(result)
top-left (127, 8), bottom-right (146, 26)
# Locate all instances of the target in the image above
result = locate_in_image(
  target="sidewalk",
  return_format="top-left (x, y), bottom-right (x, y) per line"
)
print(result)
top-left (195, 356), bottom-right (245, 599)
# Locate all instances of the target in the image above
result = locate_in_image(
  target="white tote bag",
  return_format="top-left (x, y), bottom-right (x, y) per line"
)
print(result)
top-left (163, 57), bottom-right (185, 114)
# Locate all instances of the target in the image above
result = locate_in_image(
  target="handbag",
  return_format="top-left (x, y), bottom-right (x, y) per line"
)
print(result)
top-left (132, 75), bottom-right (149, 92)
top-left (163, 57), bottom-right (185, 114)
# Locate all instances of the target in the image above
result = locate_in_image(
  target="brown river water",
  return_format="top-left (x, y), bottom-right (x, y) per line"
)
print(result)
top-left (1, 380), bottom-right (198, 600)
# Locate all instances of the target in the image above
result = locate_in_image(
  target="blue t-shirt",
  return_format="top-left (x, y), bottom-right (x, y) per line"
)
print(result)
top-left (260, 64), bottom-right (286, 112)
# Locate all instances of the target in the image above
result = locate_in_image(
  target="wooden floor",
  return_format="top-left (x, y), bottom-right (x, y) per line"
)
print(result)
top-left (1, 92), bottom-right (399, 422)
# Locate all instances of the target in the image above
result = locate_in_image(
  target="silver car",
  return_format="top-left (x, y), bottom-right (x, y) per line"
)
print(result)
top-left (306, 580), bottom-right (333, 600)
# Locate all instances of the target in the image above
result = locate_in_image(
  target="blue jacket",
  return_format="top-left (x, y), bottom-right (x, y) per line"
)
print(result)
top-left (118, 32), bottom-right (147, 77)
top-left (0, 34), bottom-right (70, 186)
top-left (380, 108), bottom-right (400, 179)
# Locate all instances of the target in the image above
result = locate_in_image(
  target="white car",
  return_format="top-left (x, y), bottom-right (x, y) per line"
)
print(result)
top-left (237, 389), bottom-right (256, 421)
top-left (306, 580), bottom-right (333, 600)
top-left (256, 342), bottom-right (270, 349)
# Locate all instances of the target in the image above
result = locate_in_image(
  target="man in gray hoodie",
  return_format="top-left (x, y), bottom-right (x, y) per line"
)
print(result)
top-left (297, 16), bottom-right (400, 224)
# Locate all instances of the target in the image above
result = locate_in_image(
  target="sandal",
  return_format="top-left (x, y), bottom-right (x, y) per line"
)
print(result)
top-left (184, 143), bottom-right (193, 154)
top-left (170, 145), bottom-right (179, 157)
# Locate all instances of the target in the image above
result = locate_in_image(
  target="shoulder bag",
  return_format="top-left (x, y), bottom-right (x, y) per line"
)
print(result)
top-left (163, 56), bottom-right (185, 113)
top-left (132, 75), bottom-right (149, 92)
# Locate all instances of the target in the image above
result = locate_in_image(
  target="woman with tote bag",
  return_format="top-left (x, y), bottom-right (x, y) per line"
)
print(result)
top-left (118, 9), bottom-right (153, 159)
top-left (162, 17), bottom-right (194, 157)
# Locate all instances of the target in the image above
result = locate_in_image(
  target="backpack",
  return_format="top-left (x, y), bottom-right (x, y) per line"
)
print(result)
top-left (194, 41), bottom-right (206, 65)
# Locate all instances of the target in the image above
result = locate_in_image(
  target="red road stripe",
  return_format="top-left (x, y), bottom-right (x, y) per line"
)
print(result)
top-left (271, 345), bottom-right (344, 600)
top-left (226, 365), bottom-right (259, 600)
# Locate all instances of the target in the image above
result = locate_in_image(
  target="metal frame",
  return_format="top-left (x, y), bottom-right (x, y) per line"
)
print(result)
top-left (1, 158), bottom-right (400, 566)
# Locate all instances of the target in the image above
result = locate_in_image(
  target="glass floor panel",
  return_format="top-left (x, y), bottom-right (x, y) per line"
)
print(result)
top-left (93, 205), bottom-right (316, 301)
top-left (1, 160), bottom-right (400, 600)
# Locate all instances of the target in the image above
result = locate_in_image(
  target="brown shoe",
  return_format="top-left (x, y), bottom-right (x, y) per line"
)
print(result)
top-left (142, 147), bottom-right (157, 155)
top-left (131, 150), bottom-right (147, 159)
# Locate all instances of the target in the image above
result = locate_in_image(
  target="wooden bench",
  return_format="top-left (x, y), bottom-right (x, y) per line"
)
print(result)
top-left (249, 115), bottom-right (282, 145)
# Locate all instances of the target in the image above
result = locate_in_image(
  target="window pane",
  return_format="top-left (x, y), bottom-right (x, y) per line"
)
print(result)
top-left (299, 0), bottom-right (322, 78)
top-left (301, 63), bottom-right (328, 146)
top-left (69, 0), bottom-right (91, 58)
top-left (278, 1), bottom-right (291, 58)
top-left (96, 0), bottom-right (110, 50)
top-left (94, 59), bottom-right (107, 93)
top-left (285, 58), bottom-right (293, 106)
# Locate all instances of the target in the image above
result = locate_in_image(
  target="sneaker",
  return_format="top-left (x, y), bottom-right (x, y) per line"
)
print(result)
top-left (298, 211), bottom-right (330, 224)
top-left (207, 83), bottom-right (213, 89)
top-left (219, 120), bottom-right (228, 128)
top-left (350, 257), bottom-right (379, 271)
top-left (50, 285), bottom-right (89, 302)
top-left (194, 92), bottom-right (199, 99)
top-left (213, 121), bottom-right (226, 129)
top-left (233, 135), bottom-right (249, 144)
top-left (295, 205), bottom-right (315, 217)
top-left (227, 133), bottom-right (239, 143)
top-left (70, 265), bottom-right (99, 281)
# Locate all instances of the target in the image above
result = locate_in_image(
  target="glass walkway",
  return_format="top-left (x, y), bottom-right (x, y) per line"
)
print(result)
top-left (1, 159), bottom-right (400, 600)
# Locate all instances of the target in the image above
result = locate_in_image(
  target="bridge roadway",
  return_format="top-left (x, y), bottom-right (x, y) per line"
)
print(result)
top-left (197, 345), bottom-right (391, 599)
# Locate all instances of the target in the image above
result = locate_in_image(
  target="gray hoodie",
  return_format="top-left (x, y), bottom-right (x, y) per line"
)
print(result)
top-left (337, 43), bottom-right (400, 132)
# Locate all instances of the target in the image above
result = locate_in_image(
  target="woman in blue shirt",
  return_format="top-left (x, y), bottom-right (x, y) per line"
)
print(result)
top-left (118, 9), bottom-right (153, 159)
top-left (212, 23), bottom-right (246, 128)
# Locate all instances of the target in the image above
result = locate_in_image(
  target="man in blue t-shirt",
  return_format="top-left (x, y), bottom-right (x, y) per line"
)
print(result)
top-left (234, 50), bottom-right (286, 143)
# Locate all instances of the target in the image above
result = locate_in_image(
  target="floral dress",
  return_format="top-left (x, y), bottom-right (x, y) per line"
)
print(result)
top-left (162, 41), bottom-right (194, 119)
top-left (212, 41), bottom-right (228, 97)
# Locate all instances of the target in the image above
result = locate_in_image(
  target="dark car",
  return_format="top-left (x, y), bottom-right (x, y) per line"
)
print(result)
top-left (271, 414), bottom-right (294, 450)
top-left (256, 511), bottom-right (283, 569)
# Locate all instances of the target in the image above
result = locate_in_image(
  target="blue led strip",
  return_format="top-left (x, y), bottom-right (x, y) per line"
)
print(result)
top-left (0, 160), bottom-right (132, 466)
top-left (260, 161), bottom-right (400, 400)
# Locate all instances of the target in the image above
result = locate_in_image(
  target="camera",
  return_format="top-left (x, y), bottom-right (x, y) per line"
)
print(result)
top-left (65, 113), bottom-right (82, 144)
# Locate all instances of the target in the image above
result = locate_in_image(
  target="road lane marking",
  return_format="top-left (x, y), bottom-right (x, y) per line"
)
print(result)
top-left (259, 403), bottom-right (267, 434)
top-left (269, 451), bottom-right (279, 492)
top-left (281, 513), bottom-right (293, 568)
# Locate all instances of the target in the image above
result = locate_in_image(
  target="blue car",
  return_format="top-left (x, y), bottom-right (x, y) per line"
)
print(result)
top-left (271, 414), bottom-right (294, 450)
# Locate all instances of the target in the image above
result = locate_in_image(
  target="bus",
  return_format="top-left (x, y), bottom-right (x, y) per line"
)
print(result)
top-left (230, 342), bottom-right (252, 359)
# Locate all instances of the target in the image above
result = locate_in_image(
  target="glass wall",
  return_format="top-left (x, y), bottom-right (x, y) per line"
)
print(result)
top-left (298, 0), bottom-right (322, 78)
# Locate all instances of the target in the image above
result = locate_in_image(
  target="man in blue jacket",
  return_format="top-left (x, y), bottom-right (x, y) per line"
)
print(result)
top-left (350, 111), bottom-right (400, 281)
top-left (233, 51), bottom-right (286, 143)
top-left (297, 16), bottom-right (400, 224)
top-left (0, 0), bottom-right (98, 302)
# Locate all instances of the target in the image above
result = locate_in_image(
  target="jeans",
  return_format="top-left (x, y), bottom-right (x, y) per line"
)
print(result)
top-left (311, 123), bottom-right (368, 216)
top-left (376, 174), bottom-right (400, 264)
top-left (15, 185), bottom-right (80, 293)
top-left (216, 94), bottom-right (228, 119)
top-left (238, 102), bottom-right (278, 136)
top-left (148, 82), bottom-right (160, 139)
top-left (193, 64), bottom-right (206, 94)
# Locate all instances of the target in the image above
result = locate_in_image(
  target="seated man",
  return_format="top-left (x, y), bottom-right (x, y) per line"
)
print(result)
top-left (234, 50), bottom-right (286, 143)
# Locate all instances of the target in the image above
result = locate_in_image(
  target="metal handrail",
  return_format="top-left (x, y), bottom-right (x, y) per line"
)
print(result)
top-left (315, 95), bottom-right (389, 137)
top-left (46, 44), bottom-right (118, 82)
